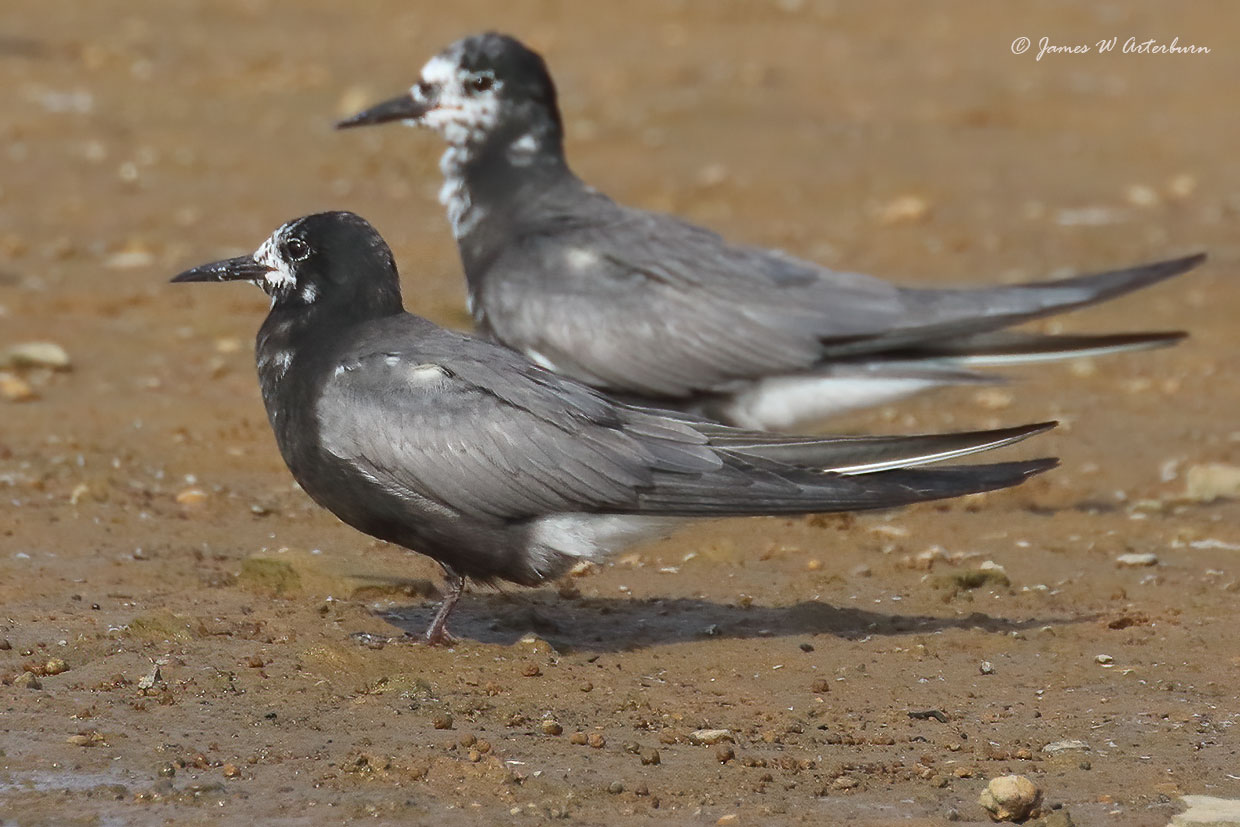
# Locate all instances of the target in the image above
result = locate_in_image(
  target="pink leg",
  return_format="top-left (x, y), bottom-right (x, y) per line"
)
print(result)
top-left (424, 573), bottom-right (465, 646)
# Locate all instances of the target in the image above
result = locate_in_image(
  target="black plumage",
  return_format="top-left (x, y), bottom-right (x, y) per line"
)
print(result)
top-left (172, 211), bottom-right (1055, 643)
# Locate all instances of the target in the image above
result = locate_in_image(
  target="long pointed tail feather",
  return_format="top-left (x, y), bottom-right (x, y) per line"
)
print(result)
top-left (915, 330), bottom-right (1187, 366)
top-left (635, 457), bottom-right (1058, 516)
top-left (821, 253), bottom-right (1206, 357)
top-left (707, 421), bottom-right (1057, 474)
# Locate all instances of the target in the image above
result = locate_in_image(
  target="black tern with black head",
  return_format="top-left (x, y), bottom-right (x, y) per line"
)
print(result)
top-left (339, 32), bottom-right (1205, 431)
top-left (172, 211), bottom-right (1057, 644)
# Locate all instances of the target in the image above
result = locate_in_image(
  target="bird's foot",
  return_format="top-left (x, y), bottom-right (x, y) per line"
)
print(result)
top-left (423, 624), bottom-right (458, 647)
top-left (422, 572), bottom-right (466, 646)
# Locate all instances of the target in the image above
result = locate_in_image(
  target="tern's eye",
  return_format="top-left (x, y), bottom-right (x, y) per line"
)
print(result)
top-left (285, 237), bottom-right (310, 261)
top-left (466, 73), bottom-right (495, 94)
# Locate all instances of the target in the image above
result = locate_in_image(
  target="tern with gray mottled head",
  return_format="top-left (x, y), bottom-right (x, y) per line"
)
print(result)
top-left (172, 211), bottom-right (1058, 644)
top-left (339, 32), bottom-right (1205, 430)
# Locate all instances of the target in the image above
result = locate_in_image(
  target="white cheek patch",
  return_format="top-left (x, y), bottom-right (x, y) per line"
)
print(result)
top-left (419, 51), bottom-right (508, 237)
top-left (416, 53), bottom-right (502, 146)
top-left (254, 232), bottom-right (297, 296)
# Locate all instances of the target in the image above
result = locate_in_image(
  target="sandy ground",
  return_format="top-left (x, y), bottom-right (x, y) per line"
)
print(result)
top-left (2, 2), bottom-right (1239, 824)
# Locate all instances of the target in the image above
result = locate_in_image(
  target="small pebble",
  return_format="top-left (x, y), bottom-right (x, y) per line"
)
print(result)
top-left (43, 658), bottom-right (68, 675)
top-left (978, 774), bottom-right (1042, 822)
top-left (1069, 359), bottom-right (1097, 378)
top-left (222, 763), bottom-right (241, 778)
top-left (1116, 552), bottom-right (1158, 568)
top-left (13, 672), bottom-right (40, 690)
top-left (587, 733), bottom-right (606, 749)
top-left (1184, 463), bottom-right (1240, 502)
top-left (540, 720), bottom-right (563, 736)
top-left (973, 388), bottom-right (1014, 410)
top-left (137, 664), bottom-right (162, 691)
top-left (799, 642), bottom-right (814, 653)
top-left (66, 734), bottom-right (94, 747)
top-left (1125, 183), bottom-right (1160, 208)
top-left (4, 342), bottom-right (71, 370)
top-left (716, 745), bottom-right (735, 763)
top-left (569, 732), bottom-right (588, 745)
top-left (641, 749), bottom-right (660, 766)
top-left (158, 763), bottom-right (177, 778)
top-left (0, 373), bottom-right (36, 402)
top-left (337, 85), bottom-right (377, 119)
top-left (811, 678), bottom-right (831, 693)
top-left (607, 781), bottom-right (624, 795)
top-left (688, 728), bottom-right (733, 746)
top-left (521, 664), bottom-right (541, 677)
top-left (1042, 739), bottom-right (1090, 754)
top-left (695, 163), bottom-right (728, 188)
top-left (1166, 173), bottom-right (1197, 199)
top-left (716, 815), bottom-right (739, 826)
top-left (980, 661), bottom-right (995, 675)
top-left (877, 193), bottom-right (932, 225)
top-left (175, 487), bottom-right (208, 506)
top-left (103, 249), bottom-right (155, 270)
top-left (1095, 654), bottom-right (1113, 665)
top-left (432, 713), bottom-right (453, 730)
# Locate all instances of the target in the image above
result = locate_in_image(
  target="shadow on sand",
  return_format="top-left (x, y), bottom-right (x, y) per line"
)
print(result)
top-left (372, 592), bottom-right (1088, 652)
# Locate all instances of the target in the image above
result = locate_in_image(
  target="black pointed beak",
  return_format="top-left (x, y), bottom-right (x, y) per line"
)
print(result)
top-left (337, 92), bottom-right (431, 129)
top-left (171, 255), bottom-right (273, 284)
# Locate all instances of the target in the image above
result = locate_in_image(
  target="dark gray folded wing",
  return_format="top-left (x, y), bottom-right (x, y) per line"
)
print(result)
top-left (474, 192), bottom-right (1202, 398)
top-left (314, 321), bottom-right (1053, 522)
top-left (314, 326), bottom-right (723, 522)
top-left (477, 203), bottom-right (903, 396)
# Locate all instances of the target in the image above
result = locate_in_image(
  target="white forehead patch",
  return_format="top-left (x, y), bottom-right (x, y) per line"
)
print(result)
top-left (414, 52), bottom-right (502, 146)
top-left (254, 227), bottom-right (297, 297)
